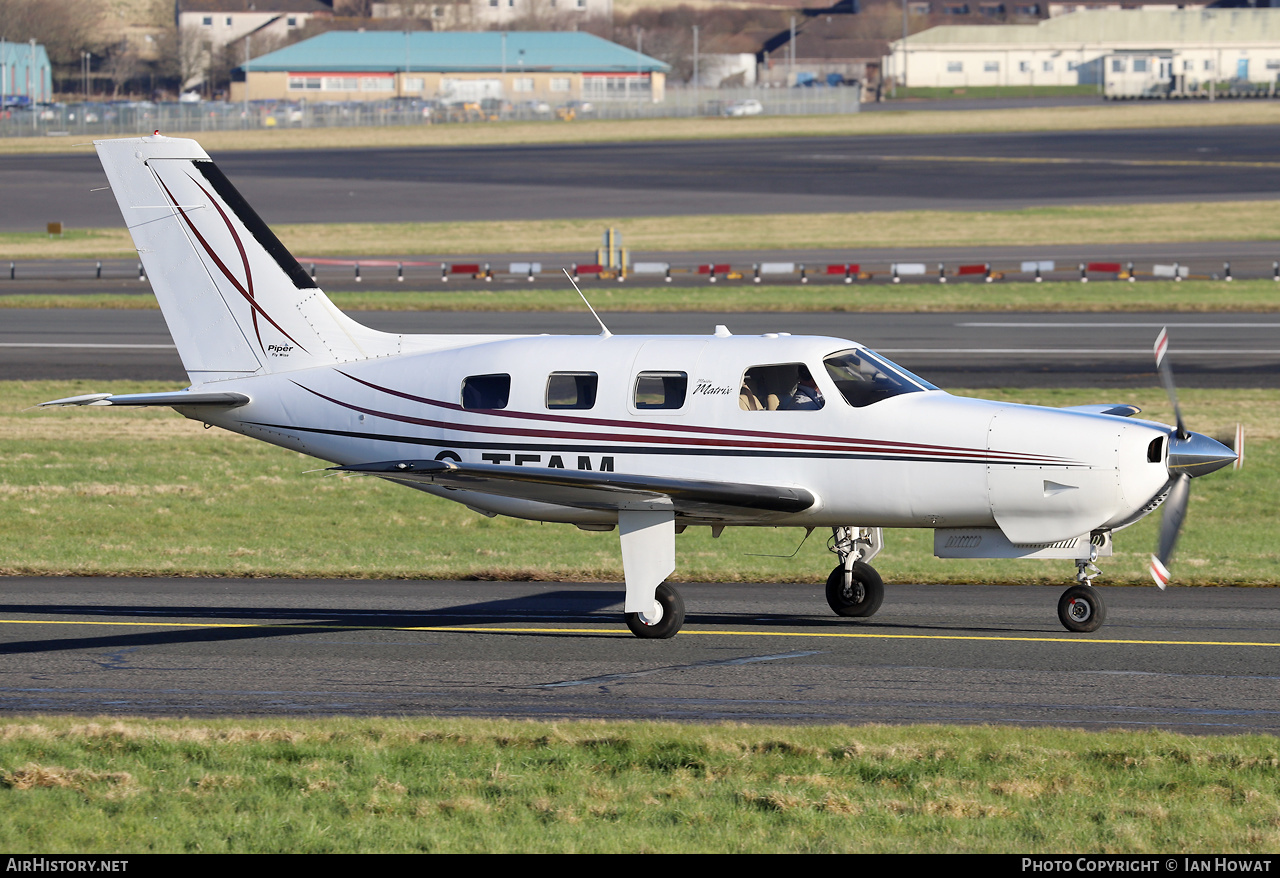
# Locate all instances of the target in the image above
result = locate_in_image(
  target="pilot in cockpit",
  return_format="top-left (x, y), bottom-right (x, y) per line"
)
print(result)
top-left (782, 365), bottom-right (824, 410)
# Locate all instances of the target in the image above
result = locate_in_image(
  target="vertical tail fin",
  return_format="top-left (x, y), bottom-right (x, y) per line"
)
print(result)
top-left (96, 134), bottom-right (398, 383)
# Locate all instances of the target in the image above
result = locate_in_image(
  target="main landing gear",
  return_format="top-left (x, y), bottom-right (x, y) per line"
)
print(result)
top-left (826, 526), bottom-right (885, 620)
top-left (1057, 547), bottom-right (1106, 633)
top-left (626, 582), bottom-right (685, 639)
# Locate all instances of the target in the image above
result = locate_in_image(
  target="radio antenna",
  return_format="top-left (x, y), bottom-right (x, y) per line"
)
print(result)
top-left (563, 268), bottom-right (612, 338)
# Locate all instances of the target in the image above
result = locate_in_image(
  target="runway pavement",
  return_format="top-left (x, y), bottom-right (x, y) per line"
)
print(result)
top-left (3, 125), bottom-right (1279, 231)
top-left (4, 308), bottom-right (1276, 387)
top-left (2, 576), bottom-right (1278, 732)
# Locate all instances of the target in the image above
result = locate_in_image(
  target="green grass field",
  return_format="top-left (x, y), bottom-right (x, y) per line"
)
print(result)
top-left (6, 201), bottom-right (1280, 260)
top-left (4, 279), bottom-right (1277, 313)
top-left (1, 717), bottom-right (1278, 853)
top-left (2, 381), bottom-right (1272, 586)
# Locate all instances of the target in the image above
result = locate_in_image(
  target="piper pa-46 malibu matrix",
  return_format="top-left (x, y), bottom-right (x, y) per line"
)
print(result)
top-left (45, 135), bottom-right (1240, 638)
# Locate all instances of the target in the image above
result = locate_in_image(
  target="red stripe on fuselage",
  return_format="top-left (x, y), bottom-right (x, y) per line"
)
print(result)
top-left (333, 370), bottom-right (1074, 465)
top-left (296, 382), bottom-right (1070, 465)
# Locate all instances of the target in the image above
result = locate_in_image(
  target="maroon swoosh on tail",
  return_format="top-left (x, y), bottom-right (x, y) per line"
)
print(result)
top-left (152, 166), bottom-right (307, 354)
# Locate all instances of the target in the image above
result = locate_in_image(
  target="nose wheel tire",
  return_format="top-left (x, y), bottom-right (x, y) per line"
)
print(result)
top-left (626, 582), bottom-right (685, 639)
top-left (825, 562), bottom-right (884, 618)
top-left (1058, 585), bottom-right (1106, 633)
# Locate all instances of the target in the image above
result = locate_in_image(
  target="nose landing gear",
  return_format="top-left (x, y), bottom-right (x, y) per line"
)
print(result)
top-left (826, 526), bottom-right (885, 619)
top-left (1058, 584), bottom-right (1106, 633)
top-left (1057, 546), bottom-right (1106, 633)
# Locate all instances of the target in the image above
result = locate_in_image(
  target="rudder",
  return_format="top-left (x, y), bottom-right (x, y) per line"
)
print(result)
top-left (96, 134), bottom-right (399, 383)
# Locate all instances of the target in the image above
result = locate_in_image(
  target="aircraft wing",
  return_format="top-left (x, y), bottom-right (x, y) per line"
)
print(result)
top-left (1060, 404), bottom-right (1142, 417)
top-left (40, 391), bottom-right (250, 408)
top-left (333, 459), bottom-right (816, 520)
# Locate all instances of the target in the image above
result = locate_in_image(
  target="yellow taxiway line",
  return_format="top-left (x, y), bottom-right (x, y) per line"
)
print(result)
top-left (2, 617), bottom-right (1278, 648)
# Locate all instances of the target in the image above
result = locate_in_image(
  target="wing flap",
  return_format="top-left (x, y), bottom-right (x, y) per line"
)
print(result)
top-left (333, 459), bottom-right (816, 519)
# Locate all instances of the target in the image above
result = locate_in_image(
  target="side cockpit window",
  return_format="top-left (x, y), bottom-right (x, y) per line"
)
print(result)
top-left (740, 363), bottom-right (825, 411)
top-left (547, 372), bottom-right (598, 410)
top-left (823, 349), bottom-right (936, 408)
top-left (634, 371), bottom-right (687, 410)
top-left (461, 373), bottom-right (511, 410)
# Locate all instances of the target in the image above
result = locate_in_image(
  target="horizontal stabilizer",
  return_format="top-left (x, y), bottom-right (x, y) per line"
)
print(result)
top-left (1061, 404), bottom-right (1142, 417)
top-left (40, 391), bottom-right (250, 408)
top-left (333, 459), bottom-right (816, 519)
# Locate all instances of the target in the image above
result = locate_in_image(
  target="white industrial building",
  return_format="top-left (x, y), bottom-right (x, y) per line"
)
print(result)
top-left (884, 9), bottom-right (1280, 96)
top-left (371, 0), bottom-right (614, 27)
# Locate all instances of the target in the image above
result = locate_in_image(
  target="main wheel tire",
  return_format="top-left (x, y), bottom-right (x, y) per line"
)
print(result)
top-left (1058, 585), bottom-right (1106, 633)
top-left (625, 582), bottom-right (685, 639)
top-left (825, 562), bottom-right (884, 618)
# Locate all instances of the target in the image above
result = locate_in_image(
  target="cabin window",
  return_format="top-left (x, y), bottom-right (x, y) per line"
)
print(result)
top-left (461, 374), bottom-right (510, 410)
top-left (823, 349), bottom-right (936, 408)
top-left (546, 372), bottom-right (598, 410)
top-left (740, 363), bottom-right (824, 411)
top-left (634, 371), bottom-right (687, 410)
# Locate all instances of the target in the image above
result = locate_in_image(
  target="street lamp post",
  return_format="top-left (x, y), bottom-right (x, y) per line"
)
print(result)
top-left (902, 0), bottom-right (908, 91)
top-left (692, 23), bottom-right (698, 90)
top-left (29, 38), bottom-right (37, 129)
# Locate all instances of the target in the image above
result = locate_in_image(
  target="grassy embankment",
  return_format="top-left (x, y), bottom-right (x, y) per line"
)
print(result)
top-left (7, 201), bottom-right (1280, 261)
top-left (4, 100), bottom-right (1280, 156)
top-left (2, 717), bottom-right (1279, 853)
top-left (2, 381), bottom-right (1273, 585)
top-left (4, 280), bottom-right (1276, 313)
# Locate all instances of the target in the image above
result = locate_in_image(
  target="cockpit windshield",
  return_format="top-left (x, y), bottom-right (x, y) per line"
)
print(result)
top-left (823, 348), bottom-right (938, 408)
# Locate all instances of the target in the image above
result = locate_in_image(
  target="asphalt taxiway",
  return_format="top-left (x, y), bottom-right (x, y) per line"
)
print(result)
top-left (3, 577), bottom-right (1279, 732)
top-left (3, 126), bottom-right (1279, 231)
top-left (4, 308), bottom-right (1276, 387)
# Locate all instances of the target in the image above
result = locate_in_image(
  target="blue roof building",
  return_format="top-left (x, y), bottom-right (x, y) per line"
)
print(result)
top-left (1, 40), bottom-right (53, 105)
top-left (237, 31), bottom-right (670, 103)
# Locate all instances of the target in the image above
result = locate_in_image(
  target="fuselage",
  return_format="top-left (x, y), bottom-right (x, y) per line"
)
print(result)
top-left (182, 331), bottom-right (1175, 544)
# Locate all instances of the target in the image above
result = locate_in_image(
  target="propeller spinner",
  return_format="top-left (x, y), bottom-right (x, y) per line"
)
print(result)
top-left (1148, 328), bottom-right (1240, 589)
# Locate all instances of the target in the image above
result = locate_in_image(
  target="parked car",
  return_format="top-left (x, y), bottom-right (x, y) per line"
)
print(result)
top-left (724, 99), bottom-right (763, 117)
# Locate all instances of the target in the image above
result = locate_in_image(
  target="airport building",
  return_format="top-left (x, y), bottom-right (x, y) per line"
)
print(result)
top-left (178, 0), bottom-right (334, 54)
top-left (0, 40), bottom-right (52, 105)
top-left (883, 8), bottom-right (1280, 96)
top-left (236, 30), bottom-right (669, 103)
top-left (370, 0), bottom-right (615, 29)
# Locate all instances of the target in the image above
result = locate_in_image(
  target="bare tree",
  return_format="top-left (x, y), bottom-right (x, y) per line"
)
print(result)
top-left (103, 39), bottom-right (141, 97)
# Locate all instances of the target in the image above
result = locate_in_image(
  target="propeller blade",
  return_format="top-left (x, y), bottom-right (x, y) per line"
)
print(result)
top-left (1153, 327), bottom-right (1188, 440)
top-left (1149, 473), bottom-right (1190, 590)
top-left (1211, 423), bottom-right (1245, 471)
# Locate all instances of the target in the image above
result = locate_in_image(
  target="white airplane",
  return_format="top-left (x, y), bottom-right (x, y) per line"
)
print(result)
top-left (43, 134), bottom-right (1240, 639)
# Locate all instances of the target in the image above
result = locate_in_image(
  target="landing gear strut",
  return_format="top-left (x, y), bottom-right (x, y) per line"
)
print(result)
top-left (826, 526), bottom-right (885, 619)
